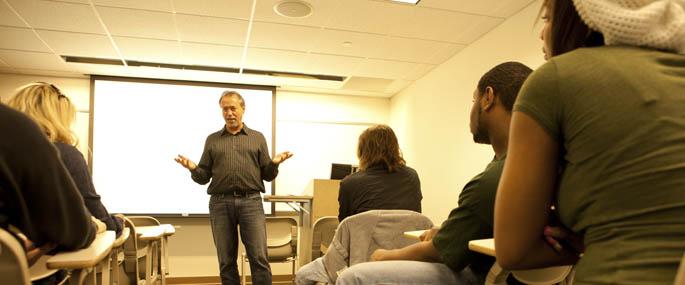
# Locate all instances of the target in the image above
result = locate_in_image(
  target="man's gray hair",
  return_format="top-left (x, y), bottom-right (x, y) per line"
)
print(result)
top-left (219, 90), bottom-right (245, 107)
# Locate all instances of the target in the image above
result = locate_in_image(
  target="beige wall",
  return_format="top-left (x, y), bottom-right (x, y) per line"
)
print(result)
top-left (389, 0), bottom-right (546, 224)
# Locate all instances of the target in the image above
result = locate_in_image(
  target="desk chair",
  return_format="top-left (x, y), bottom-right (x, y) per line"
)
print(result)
top-left (468, 238), bottom-right (573, 285)
top-left (110, 227), bottom-right (130, 285)
top-left (123, 216), bottom-right (163, 285)
top-left (311, 216), bottom-right (338, 258)
top-left (241, 217), bottom-right (298, 285)
top-left (0, 228), bottom-right (30, 285)
top-left (46, 231), bottom-right (116, 285)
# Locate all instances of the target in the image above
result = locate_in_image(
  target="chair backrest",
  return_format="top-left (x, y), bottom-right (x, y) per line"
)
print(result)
top-left (265, 217), bottom-right (298, 262)
top-left (321, 210), bottom-right (433, 283)
top-left (675, 252), bottom-right (685, 285)
top-left (128, 216), bottom-right (161, 227)
top-left (311, 216), bottom-right (338, 258)
top-left (0, 228), bottom-right (30, 285)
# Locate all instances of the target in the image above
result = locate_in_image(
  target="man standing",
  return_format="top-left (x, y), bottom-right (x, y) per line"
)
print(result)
top-left (335, 62), bottom-right (533, 284)
top-left (175, 90), bottom-right (292, 285)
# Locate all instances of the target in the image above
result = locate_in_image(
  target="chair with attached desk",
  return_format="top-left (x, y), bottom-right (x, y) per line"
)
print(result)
top-left (468, 238), bottom-right (573, 285)
top-left (46, 231), bottom-right (116, 285)
top-left (123, 216), bottom-right (164, 285)
top-left (311, 216), bottom-right (338, 259)
top-left (0, 228), bottom-right (30, 285)
top-left (109, 227), bottom-right (130, 285)
top-left (241, 216), bottom-right (298, 285)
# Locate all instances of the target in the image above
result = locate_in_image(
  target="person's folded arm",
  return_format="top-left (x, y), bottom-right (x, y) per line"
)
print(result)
top-left (494, 112), bottom-right (577, 269)
top-left (370, 241), bottom-right (441, 263)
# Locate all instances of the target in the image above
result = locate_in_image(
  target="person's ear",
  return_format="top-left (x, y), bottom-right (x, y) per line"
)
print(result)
top-left (481, 86), bottom-right (495, 111)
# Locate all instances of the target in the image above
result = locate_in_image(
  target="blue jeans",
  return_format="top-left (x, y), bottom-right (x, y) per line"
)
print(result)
top-left (335, 261), bottom-right (484, 285)
top-left (296, 257), bottom-right (329, 285)
top-left (209, 192), bottom-right (271, 285)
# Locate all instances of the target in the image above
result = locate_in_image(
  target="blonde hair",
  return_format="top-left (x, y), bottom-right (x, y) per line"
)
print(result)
top-left (357, 124), bottom-right (406, 172)
top-left (6, 82), bottom-right (78, 146)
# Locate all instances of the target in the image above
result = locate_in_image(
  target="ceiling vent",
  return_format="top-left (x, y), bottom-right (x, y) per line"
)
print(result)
top-left (274, 0), bottom-right (313, 18)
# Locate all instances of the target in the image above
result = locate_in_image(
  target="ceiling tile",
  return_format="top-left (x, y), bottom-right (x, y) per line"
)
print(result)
top-left (0, 49), bottom-right (69, 71)
top-left (311, 29), bottom-right (385, 58)
top-left (253, 0), bottom-right (339, 28)
top-left (306, 53), bottom-right (362, 76)
top-left (372, 37), bottom-right (452, 63)
top-left (180, 42), bottom-right (243, 68)
top-left (93, 0), bottom-right (173, 12)
top-left (249, 22), bottom-right (321, 52)
top-left (325, 0), bottom-right (413, 35)
top-left (176, 14), bottom-right (248, 46)
top-left (0, 1), bottom-right (28, 27)
top-left (6, 0), bottom-right (105, 34)
top-left (173, 0), bottom-right (252, 20)
top-left (37, 30), bottom-right (118, 58)
top-left (390, 7), bottom-right (503, 43)
top-left (243, 48), bottom-right (311, 74)
top-left (354, 58), bottom-right (419, 79)
top-left (0, 26), bottom-right (51, 52)
top-left (404, 63), bottom-right (436, 80)
top-left (97, 7), bottom-right (177, 40)
top-left (384, 79), bottom-right (412, 94)
top-left (419, 0), bottom-right (536, 18)
top-left (113, 37), bottom-right (182, 63)
top-left (426, 43), bottom-right (465, 65)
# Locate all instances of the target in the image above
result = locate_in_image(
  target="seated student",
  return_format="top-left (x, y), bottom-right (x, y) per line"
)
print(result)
top-left (0, 102), bottom-right (101, 261)
top-left (337, 124), bottom-right (421, 222)
top-left (7, 82), bottom-right (124, 237)
top-left (494, 0), bottom-right (685, 284)
top-left (335, 62), bottom-right (533, 284)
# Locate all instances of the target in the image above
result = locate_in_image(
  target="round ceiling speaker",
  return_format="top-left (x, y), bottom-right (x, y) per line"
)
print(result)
top-left (274, 0), bottom-right (313, 18)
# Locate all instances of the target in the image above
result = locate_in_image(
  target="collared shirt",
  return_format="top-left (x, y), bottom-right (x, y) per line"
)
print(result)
top-left (191, 123), bottom-right (278, 194)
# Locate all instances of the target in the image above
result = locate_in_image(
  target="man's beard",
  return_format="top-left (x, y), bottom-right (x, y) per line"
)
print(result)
top-left (472, 109), bottom-right (490, 144)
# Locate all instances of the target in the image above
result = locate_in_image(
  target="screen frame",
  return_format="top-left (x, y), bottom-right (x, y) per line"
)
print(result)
top-left (88, 75), bottom-right (277, 217)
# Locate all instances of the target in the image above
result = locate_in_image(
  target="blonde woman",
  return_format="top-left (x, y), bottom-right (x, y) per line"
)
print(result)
top-left (337, 124), bottom-right (422, 222)
top-left (7, 82), bottom-right (123, 237)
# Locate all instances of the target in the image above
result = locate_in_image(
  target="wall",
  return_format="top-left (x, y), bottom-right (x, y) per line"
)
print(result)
top-left (0, 72), bottom-right (389, 276)
top-left (389, 0), bottom-right (546, 224)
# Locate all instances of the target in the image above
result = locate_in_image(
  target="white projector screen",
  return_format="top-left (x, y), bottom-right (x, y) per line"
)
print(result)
top-left (91, 77), bottom-right (275, 215)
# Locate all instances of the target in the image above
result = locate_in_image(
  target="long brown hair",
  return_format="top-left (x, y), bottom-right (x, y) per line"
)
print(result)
top-left (357, 124), bottom-right (406, 172)
top-left (543, 0), bottom-right (604, 56)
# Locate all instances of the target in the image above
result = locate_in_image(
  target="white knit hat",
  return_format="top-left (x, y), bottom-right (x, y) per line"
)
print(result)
top-left (571, 0), bottom-right (685, 54)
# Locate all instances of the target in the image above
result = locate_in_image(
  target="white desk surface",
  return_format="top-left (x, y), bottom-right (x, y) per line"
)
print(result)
top-left (112, 227), bottom-right (130, 248)
top-left (468, 238), bottom-right (495, 257)
top-left (161, 224), bottom-right (175, 236)
top-left (263, 195), bottom-right (313, 202)
top-left (403, 230), bottom-right (427, 240)
top-left (136, 225), bottom-right (166, 240)
top-left (47, 231), bottom-right (115, 269)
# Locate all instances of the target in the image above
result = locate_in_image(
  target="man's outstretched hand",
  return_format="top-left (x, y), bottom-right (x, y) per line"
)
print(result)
top-left (272, 151), bottom-right (293, 164)
top-left (174, 154), bottom-right (197, 170)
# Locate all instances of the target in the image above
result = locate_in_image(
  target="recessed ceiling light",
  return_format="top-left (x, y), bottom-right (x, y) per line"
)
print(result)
top-left (390, 0), bottom-right (420, 4)
top-left (274, 0), bottom-right (313, 18)
top-left (342, 41), bottom-right (352, 47)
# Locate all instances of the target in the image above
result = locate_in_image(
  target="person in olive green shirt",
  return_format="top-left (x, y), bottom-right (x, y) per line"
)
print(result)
top-left (335, 62), bottom-right (533, 285)
top-left (494, 1), bottom-right (685, 284)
